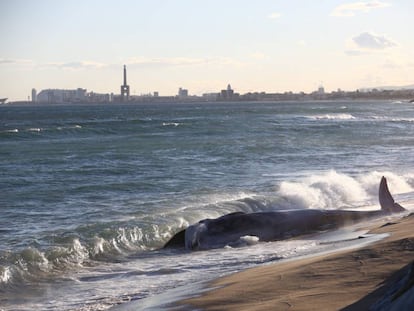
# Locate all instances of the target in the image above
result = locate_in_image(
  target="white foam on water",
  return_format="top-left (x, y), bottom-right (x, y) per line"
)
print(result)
top-left (277, 170), bottom-right (414, 210)
top-left (2, 128), bottom-right (19, 133)
top-left (307, 113), bottom-right (355, 120)
top-left (162, 122), bottom-right (181, 127)
top-left (0, 266), bottom-right (11, 284)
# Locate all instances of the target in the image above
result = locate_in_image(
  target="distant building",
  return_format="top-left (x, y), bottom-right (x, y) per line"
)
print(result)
top-left (202, 92), bottom-right (219, 101)
top-left (120, 65), bottom-right (130, 101)
top-left (219, 84), bottom-right (238, 100)
top-left (88, 92), bottom-right (110, 102)
top-left (37, 88), bottom-right (87, 103)
top-left (318, 85), bottom-right (325, 94)
top-left (31, 88), bottom-right (37, 102)
top-left (178, 87), bottom-right (188, 98)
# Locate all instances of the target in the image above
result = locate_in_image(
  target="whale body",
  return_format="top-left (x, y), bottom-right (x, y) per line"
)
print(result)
top-left (164, 177), bottom-right (406, 250)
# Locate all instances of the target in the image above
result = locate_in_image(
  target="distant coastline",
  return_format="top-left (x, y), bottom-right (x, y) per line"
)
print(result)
top-left (5, 65), bottom-right (414, 105)
top-left (4, 87), bottom-right (414, 106)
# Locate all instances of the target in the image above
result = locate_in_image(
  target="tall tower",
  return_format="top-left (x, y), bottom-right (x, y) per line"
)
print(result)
top-left (31, 88), bottom-right (37, 103)
top-left (120, 65), bottom-right (130, 101)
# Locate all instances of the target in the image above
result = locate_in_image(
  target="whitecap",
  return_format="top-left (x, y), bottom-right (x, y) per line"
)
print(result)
top-left (71, 238), bottom-right (89, 263)
top-left (92, 237), bottom-right (106, 256)
top-left (309, 113), bottom-right (355, 121)
top-left (0, 266), bottom-right (11, 284)
top-left (370, 116), bottom-right (414, 122)
top-left (2, 129), bottom-right (19, 133)
top-left (277, 170), bottom-right (414, 211)
top-left (57, 125), bottom-right (82, 130)
top-left (278, 170), bottom-right (369, 209)
top-left (162, 122), bottom-right (180, 127)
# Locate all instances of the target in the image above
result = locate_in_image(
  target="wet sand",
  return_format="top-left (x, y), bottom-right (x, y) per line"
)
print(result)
top-left (180, 213), bottom-right (414, 311)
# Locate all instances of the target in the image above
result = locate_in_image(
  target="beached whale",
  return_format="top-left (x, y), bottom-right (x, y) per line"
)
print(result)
top-left (164, 177), bottom-right (406, 250)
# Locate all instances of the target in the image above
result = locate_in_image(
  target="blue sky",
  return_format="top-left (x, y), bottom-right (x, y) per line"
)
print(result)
top-left (1, 0), bottom-right (413, 100)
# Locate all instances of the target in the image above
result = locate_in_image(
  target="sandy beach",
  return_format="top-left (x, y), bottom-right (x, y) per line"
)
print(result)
top-left (181, 213), bottom-right (414, 311)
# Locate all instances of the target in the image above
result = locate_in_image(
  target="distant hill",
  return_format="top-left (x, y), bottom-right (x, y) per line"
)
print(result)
top-left (360, 84), bottom-right (414, 92)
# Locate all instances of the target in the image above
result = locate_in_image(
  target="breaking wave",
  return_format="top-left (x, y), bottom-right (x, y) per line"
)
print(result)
top-left (307, 113), bottom-right (356, 121)
top-left (277, 170), bottom-right (414, 210)
top-left (162, 122), bottom-right (181, 127)
top-left (0, 226), bottom-right (169, 288)
top-left (0, 125), bottom-right (83, 137)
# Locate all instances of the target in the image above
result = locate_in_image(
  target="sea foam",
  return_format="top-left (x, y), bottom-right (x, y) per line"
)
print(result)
top-left (308, 113), bottom-right (355, 121)
top-left (277, 170), bottom-right (413, 210)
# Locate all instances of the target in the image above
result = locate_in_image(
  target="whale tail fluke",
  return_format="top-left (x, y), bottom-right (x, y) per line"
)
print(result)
top-left (379, 176), bottom-right (406, 213)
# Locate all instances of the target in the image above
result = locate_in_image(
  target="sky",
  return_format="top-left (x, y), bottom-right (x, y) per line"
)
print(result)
top-left (1, 0), bottom-right (413, 101)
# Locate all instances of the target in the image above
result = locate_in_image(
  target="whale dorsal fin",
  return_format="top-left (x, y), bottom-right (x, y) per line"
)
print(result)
top-left (379, 176), bottom-right (405, 213)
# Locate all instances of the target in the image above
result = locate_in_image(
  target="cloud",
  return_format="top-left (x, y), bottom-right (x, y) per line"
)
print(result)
top-left (345, 32), bottom-right (397, 56)
top-left (268, 12), bottom-right (282, 19)
top-left (127, 57), bottom-right (206, 67)
top-left (0, 59), bottom-right (15, 64)
top-left (44, 61), bottom-right (107, 70)
top-left (382, 59), bottom-right (414, 69)
top-left (0, 58), bottom-right (33, 65)
top-left (127, 56), bottom-right (244, 68)
top-left (331, 1), bottom-right (391, 17)
top-left (352, 32), bottom-right (397, 49)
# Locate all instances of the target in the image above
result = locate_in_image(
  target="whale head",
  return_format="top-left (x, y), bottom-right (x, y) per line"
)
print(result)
top-left (185, 221), bottom-right (209, 250)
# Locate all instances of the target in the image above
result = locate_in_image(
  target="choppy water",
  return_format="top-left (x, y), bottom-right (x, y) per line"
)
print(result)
top-left (1, 100), bottom-right (414, 310)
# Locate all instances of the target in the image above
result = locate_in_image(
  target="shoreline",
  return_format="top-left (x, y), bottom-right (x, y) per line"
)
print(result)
top-left (2, 98), bottom-right (412, 107)
top-left (179, 213), bottom-right (414, 310)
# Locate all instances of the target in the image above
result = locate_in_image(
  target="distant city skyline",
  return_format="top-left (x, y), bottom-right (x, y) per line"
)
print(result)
top-left (1, 0), bottom-right (414, 101)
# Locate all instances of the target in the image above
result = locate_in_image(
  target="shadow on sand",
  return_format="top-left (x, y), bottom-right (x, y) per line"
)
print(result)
top-left (342, 260), bottom-right (414, 311)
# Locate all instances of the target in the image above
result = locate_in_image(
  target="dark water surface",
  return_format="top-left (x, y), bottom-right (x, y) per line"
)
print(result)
top-left (1, 100), bottom-right (414, 310)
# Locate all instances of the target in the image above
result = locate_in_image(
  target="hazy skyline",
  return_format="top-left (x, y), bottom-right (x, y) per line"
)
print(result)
top-left (1, 0), bottom-right (413, 101)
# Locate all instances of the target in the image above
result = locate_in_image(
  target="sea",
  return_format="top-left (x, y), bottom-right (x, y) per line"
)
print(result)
top-left (1, 100), bottom-right (414, 310)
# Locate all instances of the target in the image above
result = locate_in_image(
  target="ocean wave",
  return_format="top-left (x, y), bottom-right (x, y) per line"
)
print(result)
top-left (369, 116), bottom-right (414, 122)
top-left (1, 169), bottom-right (413, 290)
top-left (57, 124), bottom-right (83, 130)
top-left (277, 170), bottom-right (414, 210)
top-left (27, 127), bottom-right (42, 132)
top-left (0, 238), bottom-right (91, 287)
top-left (306, 113), bottom-right (356, 121)
top-left (0, 238), bottom-right (117, 287)
top-left (0, 193), bottom-right (264, 288)
top-left (0, 220), bottom-right (190, 288)
top-left (0, 266), bottom-right (11, 284)
top-left (0, 129), bottom-right (19, 134)
top-left (0, 125), bottom-right (84, 137)
top-left (162, 122), bottom-right (181, 127)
